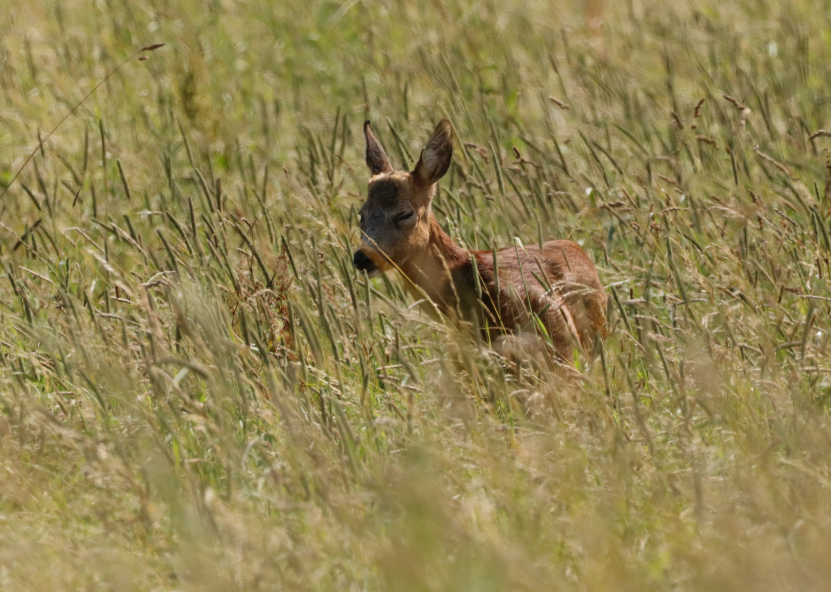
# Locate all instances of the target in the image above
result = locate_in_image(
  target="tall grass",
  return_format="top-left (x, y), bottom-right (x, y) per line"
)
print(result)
top-left (0, 0), bottom-right (830, 589)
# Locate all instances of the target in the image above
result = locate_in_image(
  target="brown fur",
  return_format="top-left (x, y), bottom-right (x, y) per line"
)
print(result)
top-left (354, 120), bottom-right (607, 365)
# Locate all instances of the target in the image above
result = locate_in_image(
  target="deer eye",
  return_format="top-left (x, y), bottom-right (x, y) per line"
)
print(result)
top-left (394, 211), bottom-right (415, 225)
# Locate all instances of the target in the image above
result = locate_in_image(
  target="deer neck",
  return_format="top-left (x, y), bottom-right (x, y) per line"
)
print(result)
top-left (399, 212), bottom-right (469, 310)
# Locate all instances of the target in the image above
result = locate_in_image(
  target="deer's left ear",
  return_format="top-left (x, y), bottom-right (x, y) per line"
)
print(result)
top-left (412, 119), bottom-right (453, 187)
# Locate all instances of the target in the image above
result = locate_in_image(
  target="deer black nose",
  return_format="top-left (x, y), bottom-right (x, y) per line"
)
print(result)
top-left (353, 250), bottom-right (377, 273)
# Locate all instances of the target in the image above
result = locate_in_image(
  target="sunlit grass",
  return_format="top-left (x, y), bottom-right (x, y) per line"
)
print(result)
top-left (0, 0), bottom-right (830, 589)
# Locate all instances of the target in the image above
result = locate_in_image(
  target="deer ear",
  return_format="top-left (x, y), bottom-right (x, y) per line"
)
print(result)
top-left (413, 119), bottom-right (453, 187)
top-left (364, 120), bottom-right (393, 175)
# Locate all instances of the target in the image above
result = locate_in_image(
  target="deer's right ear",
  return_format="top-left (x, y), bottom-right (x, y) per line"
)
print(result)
top-left (413, 119), bottom-right (453, 187)
top-left (364, 121), bottom-right (393, 175)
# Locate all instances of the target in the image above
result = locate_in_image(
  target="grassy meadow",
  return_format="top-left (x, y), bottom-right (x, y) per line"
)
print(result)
top-left (1, 0), bottom-right (831, 589)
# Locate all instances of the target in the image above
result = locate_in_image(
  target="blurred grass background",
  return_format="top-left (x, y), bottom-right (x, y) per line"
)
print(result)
top-left (1, 0), bottom-right (831, 589)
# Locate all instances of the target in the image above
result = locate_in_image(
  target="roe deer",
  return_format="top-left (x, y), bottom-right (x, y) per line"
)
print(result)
top-left (353, 120), bottom-right (607, 366)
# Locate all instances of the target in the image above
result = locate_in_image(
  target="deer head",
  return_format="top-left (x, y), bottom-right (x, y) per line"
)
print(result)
top-left (353, 119), bottom-right (453, 277)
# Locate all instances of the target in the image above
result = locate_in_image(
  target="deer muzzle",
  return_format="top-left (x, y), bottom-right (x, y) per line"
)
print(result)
top-left (353, 249), bottom-right (379, 277)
